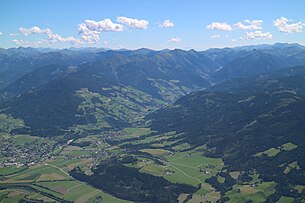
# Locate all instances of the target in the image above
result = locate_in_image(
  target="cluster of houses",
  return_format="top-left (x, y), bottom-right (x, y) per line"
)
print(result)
top-left (0, 138), bottom-right (52, 167)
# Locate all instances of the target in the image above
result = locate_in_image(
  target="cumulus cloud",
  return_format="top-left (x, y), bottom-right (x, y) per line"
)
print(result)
top-left (273, 16), bottom-right (304, 33)
top-left (18, 26), bottom-right (85, 45)
top-left (168, 37), bottom-right (181, 43)
top-left (47, 33), bottom-right (84, 45)
top-left (65, 36), bottom-right (84, 45)
top-left (9, 33), bottom-right (19, 36)
top-left (78, 19), bottom-right (126, 44)
top-left (210, 35), bottom-right (221, 39)
top-left (206, 22), bottom-right (233, 31)
top-left (79, 19), bottom-right (125, 33)
top-left (245, 31), bottom-right (272, 40)
top-left (80, 35), bottom-right (99, 44)
top-left (234, 20), bottom-right (263, 30)
top-left (47, 33), bottom-right (66, 43)
top-left (117, 16), bottom-right (149, 29)
top-left (19, 26), bottom-right (52, 36)
top-left (0, 32), bottom-right (2, 36)
top-left (16, 16), bottom-right (149, 46)
top-left (159, 20), bottom-right (174, 28)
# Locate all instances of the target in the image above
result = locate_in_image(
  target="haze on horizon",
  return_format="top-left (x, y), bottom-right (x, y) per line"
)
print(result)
top-left (0, 0), bottom-right (304, 50)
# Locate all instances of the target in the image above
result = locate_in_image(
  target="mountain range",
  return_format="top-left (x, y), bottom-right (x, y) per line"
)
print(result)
top-left (1, 43), bottom-right (305, 138)
top-left (1, 43), bottom-right (305, 202)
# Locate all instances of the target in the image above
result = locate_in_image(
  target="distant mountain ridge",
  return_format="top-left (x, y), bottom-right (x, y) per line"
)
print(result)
top-left (0, 48), bottom-right (217, 136)
top-left (0, 43), bottom-right (305, 137)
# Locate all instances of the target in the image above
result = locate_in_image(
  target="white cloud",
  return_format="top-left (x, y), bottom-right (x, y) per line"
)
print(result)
top-left (18, 26), bottom-right (86, 45)
top-left (16, 16), bottom-right (149, 46)
top-left (65, 36), bottom-right (84, 45)
top-left (12, 39), bottom-right (29, 46)
top-left (117, 16), bottom-right (149, 29)
top-left (245, 31), bottom-right (272, 40)
top-left (79, 19), bottom-right (125, 33)
top-left (78, 19), bottom-right (126, 44)
top-left (168, 37), bottom-right (181, 43)
top-left (12, 39), bottom-right (21, 45)
top-left (78, 25), bottom-right (100, 44)
top-left (19, 26), bottom-right (52, 36)
top-left (81, 35), bottom-right (100, 44)
top-left (47, 33), bottom-right (84, 45)
top-left (0, 32), bottom-right (2, 36)
top-left (12, 39), bottom-right (47, 47)
top-left (47, 33), bottom-right (66, 43)
top-left (206, 22), bottom-right (233, 31)
top-left (210, 35), bottom-right (221, 39)
top-left (234, 20), bottom-right (263, 30)
top-left (9, 33), bottom-right (19, 36)
top-left (274, 16), bottom-right (304, 33)
top-left (159, 20), bottom-right (174, 28)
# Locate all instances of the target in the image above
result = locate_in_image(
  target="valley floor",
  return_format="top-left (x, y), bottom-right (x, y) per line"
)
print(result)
top-left (1, 127), bottom-right (293, 203)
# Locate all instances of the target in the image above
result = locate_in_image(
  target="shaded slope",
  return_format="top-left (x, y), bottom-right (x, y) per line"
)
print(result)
top-left (147, 66), bottom-right (305, 200)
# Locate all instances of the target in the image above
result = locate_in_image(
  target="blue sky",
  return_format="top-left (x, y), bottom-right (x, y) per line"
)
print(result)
top-left (0, 0), bottom-right (304, 50)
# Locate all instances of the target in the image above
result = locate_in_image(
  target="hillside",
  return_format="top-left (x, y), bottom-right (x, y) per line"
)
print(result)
top-left (147, 66), bottom-right (305, 201)
top-left (0, 48), bottom-right (217, 136)
top-left (1, 44), bottom-right (305, 202)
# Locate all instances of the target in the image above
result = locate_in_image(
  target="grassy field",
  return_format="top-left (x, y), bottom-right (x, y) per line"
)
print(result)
top-left (277, 196), bottom-right (294, 203)
top-left (127, 145), bottom-right (224, 202)
top-left (140, 148), bottom-right (172, 157)
top-left (165, 149), bottom-right (223, 186)
top-left (255, 142), bottom-right (297, 157)
top-left (295, 185), bottom-right (305, 193)
top-left (0, 166), bottom-right (27, 176)
top-left (5, 164), bottom-right (70, 182)
top-left (0, 157), bottom-right (129, 203)
top-left (284, 161), bottom-right (301, 174)
top-left (60, 145), bottom-right (91, 157)
top-left (139, 162), bottom-right (167, 177)
top-left (225, 182), bottom-right (277, 203)
top-left (188, 191), bottom-right (220, 203)
top-left (136, 148), bottom-right (223, 187)
top-left (116, 128), bottom-right (179, 148)
top-left (1, 126), bottom-right (290, 203)
top-left (122, 128), bottom-right (153, 138)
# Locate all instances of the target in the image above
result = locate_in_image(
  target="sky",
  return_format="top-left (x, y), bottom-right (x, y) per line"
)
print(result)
top-left (0, 0), bottom-right (305, 50)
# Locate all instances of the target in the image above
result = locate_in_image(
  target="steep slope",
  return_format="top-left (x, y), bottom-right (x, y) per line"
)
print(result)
top-left (203, 43), bottom-right (305, 68)
top-left (0, 49), bottom-right (217, 137)
top-left (212, 50), bottom-right (288, 82)
top-left (1, 68), bottom-right (163, 136)
top-left (1, 44), bottom-right (305, 139)
top-left (147, 66), bottom-right (305, 201)
top-left (0, 47), bottom-right (98, 89)
top-left (0, 64), bottom-right (76, 99)
top-left (82, 49), bottom-right (216, 102)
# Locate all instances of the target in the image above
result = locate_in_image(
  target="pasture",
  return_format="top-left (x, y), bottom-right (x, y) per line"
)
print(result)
top-left (0, 157), bottom-right (129, 202)
top-left (225, 182), bottom-right (277, 203)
